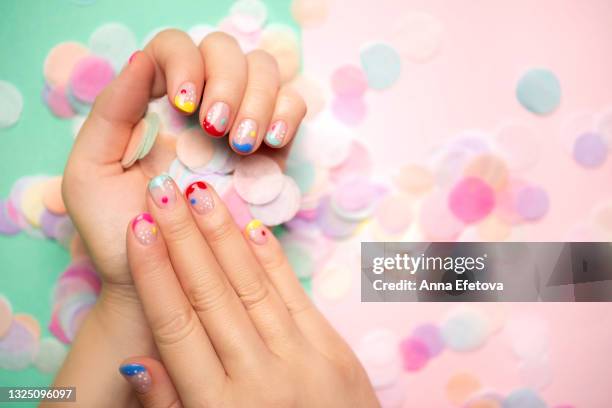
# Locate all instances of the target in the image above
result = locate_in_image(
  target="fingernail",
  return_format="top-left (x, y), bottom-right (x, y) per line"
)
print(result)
top-left (119, 364), bottom-right (152, 394)
top-left (148, 174), bottom-right (177, 209)
top-left (132, 213), bottom-right (157, 246)
top-left (233, 118), bottom-right (257, 153)
top-left (265, 120), bottom-right (287, 147)
top-left (174, 82), bottom-right (197, 113)
top-left (245, 219), bottom-right (267, 245)
top-left (203, 101), bottom-right (230, 137)
top-left (128, 51), bottom-right (139, 64)
top-left (185, 181), bottom-right (214, 215)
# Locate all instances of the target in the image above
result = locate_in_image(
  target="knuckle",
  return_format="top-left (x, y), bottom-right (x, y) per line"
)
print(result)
top-left (236, 278), bottom-right (270, 310)
top-left (202, 212), bottom-right (235, 245)
top-left (285, 297), bottom-right (314, 317)
top-left (248, 50), bottom-right (279, 71)
top-left (201, 31), bottom-right (240, 50)
top-left (152, 28), bottom-right (183, 43)
top-left (151, 306), bottom-right (198, 347)
top-left (162, 215), bottom-right (196, 244)
top-left (186, 276), bottom-right (231, 314)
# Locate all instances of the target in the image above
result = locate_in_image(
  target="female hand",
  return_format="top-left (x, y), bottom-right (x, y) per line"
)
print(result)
top-left (52, 28), bottom-right (305, 408)
top-left (120, 175), bottom-right (379, 407)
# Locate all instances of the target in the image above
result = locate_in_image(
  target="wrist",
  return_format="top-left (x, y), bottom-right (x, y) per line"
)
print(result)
top-left (92, 282), bottom-right (155, 353)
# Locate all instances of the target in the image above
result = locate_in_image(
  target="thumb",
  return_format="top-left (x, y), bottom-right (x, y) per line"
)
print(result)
top-left (72, 51), bottom-right (155, 165)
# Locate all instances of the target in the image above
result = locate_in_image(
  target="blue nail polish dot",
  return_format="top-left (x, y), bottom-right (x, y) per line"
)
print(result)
top-left (120, 364), bottom-right (146, 376)
top-left (190, 198), bottom-right (197, 205)
top-left (232, 142), bottom-right (254, 153)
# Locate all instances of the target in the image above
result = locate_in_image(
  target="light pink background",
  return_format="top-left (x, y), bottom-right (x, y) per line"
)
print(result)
top-left (301, 0), bottom-right (612, 406)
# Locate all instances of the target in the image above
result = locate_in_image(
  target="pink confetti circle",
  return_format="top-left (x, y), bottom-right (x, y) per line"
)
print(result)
top-left (399, 337), bottom-right (430, 371)
top-left (69, 56), bottom-right (115, 103)
top-left (331, 65), bottom-right (368, 98)
top-left (448, 177), bottom-right (495, 223)
top-left (516, 185), bottom-right (549, 221)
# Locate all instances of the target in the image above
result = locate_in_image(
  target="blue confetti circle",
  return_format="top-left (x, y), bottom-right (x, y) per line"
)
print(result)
top-left (502, 388), bottom-right (547, 408)
top-left (360, 42), bottom-right (402, 90)
top-left (516, 68), bottom-right (561, 115)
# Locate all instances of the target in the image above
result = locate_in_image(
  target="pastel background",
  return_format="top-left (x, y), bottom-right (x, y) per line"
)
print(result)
top-left (1, 0), bottom-right (612, 407)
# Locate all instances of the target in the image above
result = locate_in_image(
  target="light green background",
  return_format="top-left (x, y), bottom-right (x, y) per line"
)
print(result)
top-left (0, 0), bottom-right (295, 404)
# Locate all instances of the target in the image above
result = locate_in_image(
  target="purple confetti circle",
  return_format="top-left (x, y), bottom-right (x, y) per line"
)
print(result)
top-left (572, 132), bottom-right (608, 168)
top-left (516, 186), bottom-right (549, 221)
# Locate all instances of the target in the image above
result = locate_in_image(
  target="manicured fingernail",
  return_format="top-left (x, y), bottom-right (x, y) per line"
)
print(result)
top-left (148, 174), bottom-right (177, 209)
top-left (265, 120), bottom-right (287, 147)
top-left (119, 364), bottom-right (152, 394)
top-left (174, 82), bottom-right (197, 113)
top-left (245, 219), bottom-right (267, 245)
top-left (132, 213), bottom-right (157, 246)
top-left (233, 119), bottom-right (257, 153)
top-left (185, 181), bottom-right (214, 215)
top-left (128, 51), bottom-right (139, 64)
top-left (203, 101), bottom-right (230, 137)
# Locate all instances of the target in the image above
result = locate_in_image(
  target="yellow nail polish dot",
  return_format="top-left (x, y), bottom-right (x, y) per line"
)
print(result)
top-left (249, 130), bottom-right (256, 137)
top-left (151, 226), bottom-right (157, 234)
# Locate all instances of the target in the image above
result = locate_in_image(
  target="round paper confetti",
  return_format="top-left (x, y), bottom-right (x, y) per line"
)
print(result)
top-left (448, 177), bottom-right (496, 224)
top-left (258, 24), bottom-right (301, 83)
top-left (503, 388), bottom-right (547, 408)
top-left (392, 12), bottom-right (443, 62)
top-left (249, 176), bottom-right (301, 225)
top-left (411, 323), bottom-right (444, 357)
top-left (234, 155), bottom-right (284, 205)
top-left (289, 75), bottom-right (326, 120)
top-left (176, 127), bottom-right (214, 169)
top-left (291, 0), bottom-right (329, 28)
top-left (0, 295), bottom-right (12, 337)
top-left (441, 306), bottom-right (490, 352)
top-left (89, 22), bottom-right (137, 72)
top-left (0, 199), bottom-right (21, 235)
top-left (34, 337), bottom-right (67, 374)
top-left (516, 68), bottom-right (561, 115)
top-left (0, 80), bottom-right (24, 128)
top-left (572, 132), bottom-right (608, 168)
top-left (360, 42), bottom-right (402, 90)
top-left (560, 111), bottom-right (595, 154)
top-left (399, 337), bottom-right (430, 371)
top-left (45, 86), bottom-right (75, 118)
top-left (394, 164), bottom-right (434, 195)
top-left (331, 65), bottom-right (368, 98)
top-left (69, 56), bottom-right (115, 103)
top-left (229, 0), bottom-right (268, 33)
top-left (446, 372), bottom-right (482, 405)
top-left (355, 329), bottom-right (402, 389)
top-left (515, 186), bottom-right (549, 221)
top-left (464, 154), bottom-right (509, 191)
top-left (0, 320), bottom-right (38, 370)
top-left (43, 42), bottom-right (89, 88)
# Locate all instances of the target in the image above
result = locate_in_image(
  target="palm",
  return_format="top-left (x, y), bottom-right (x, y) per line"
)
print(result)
top-left (66, 162), bottom-right (148, 285)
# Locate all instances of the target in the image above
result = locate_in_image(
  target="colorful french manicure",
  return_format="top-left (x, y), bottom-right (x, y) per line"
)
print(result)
top-left (203, 101), bottom-right (230, 137)
top-left (245, 219), bottom-right (267, 245)
top-left (233, 118), bottom-right (258, 153)
top-left (132, 213), bottom-right (157, 246)
top-left (148, 174), bottom-right (177, 209)
top-left (265, 120), bottom-right (287, 147)
top-left (174, 82), bottom-right (197, 113)
top-left (185, 181), bottom-right (214, 215)
top-left (119, 364), bottom-right (152, 394)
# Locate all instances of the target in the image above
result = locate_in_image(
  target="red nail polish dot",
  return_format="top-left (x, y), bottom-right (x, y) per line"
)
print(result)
top-left (161, 196), bottom-right (168, 204)
top-left (262, 231), bottom-right (266, 236)
top-left (180, 89), bottom-right (186, 94)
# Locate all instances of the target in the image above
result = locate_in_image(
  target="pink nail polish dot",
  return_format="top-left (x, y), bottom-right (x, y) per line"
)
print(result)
top-left (161, 196), bottom-right (168, 204)
top-left (180, 89), bottom-right (186, 94)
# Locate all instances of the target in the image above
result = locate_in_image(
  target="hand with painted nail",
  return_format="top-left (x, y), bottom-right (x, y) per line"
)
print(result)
top-left (121, 175), bottom-right (379, 407)
top-left (53, 28), bottom-right (306, 408)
